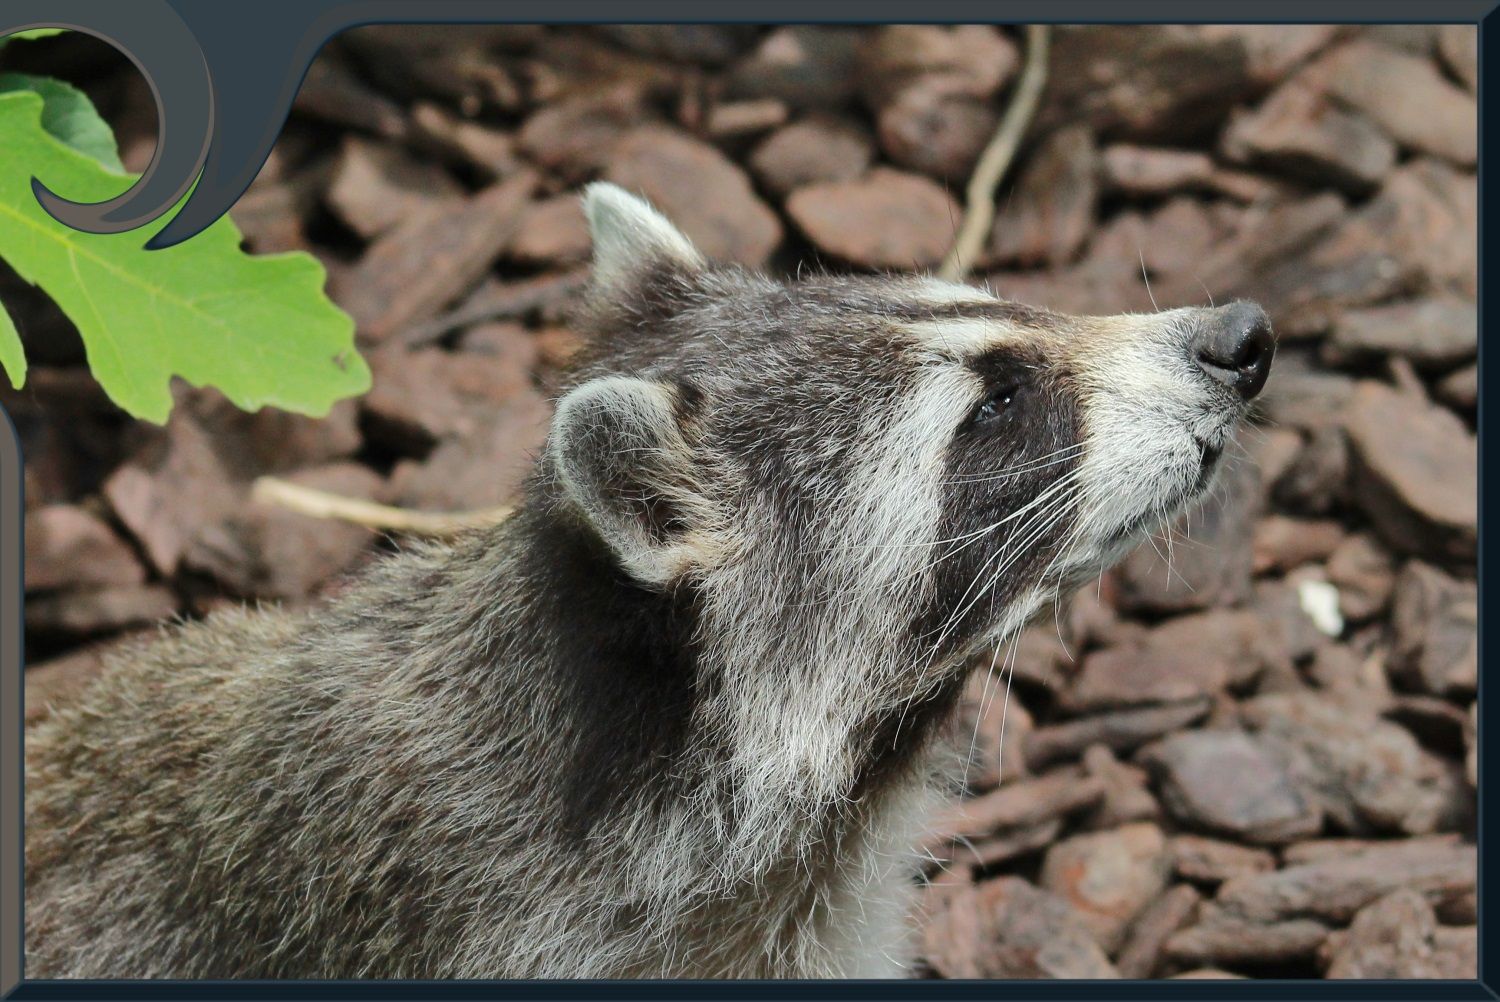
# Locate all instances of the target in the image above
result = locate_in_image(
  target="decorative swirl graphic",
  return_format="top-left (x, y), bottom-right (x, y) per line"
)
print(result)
top-left (1, 0), bottom-right (564, 249)
top-left (5, 2), bottom-right (214, 248)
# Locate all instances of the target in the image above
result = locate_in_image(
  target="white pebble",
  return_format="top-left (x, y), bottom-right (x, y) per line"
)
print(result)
top-left (1297, 578), bottom-right (1344, 637)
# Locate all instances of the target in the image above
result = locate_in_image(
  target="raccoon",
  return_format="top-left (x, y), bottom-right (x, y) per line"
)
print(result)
top-left (24, 183), bottom-right (1273, 979)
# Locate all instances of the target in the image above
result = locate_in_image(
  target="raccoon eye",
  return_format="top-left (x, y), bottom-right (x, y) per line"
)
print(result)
top-left (972, 384), bottom-right (1016, 424)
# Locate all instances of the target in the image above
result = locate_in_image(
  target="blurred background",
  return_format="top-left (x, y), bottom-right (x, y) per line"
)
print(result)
top-left (4, 24), bottom-right (1478, 981)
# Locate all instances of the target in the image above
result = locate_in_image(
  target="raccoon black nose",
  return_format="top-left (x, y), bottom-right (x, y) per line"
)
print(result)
top-left (1192, 301), bottom-right (1275, 401)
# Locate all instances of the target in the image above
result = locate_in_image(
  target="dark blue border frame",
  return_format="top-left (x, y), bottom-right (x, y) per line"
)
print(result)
top-left (4, 978), bottom-right (1498, 1000)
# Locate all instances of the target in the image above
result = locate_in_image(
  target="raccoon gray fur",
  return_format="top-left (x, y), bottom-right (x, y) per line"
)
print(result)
top-left (24, 183), bottom-right (1274, 979)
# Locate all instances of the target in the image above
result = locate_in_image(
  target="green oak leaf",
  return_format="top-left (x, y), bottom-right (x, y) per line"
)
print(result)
top-left (0, 294), bottom-right (24, 389)
top-left (0, 73), bottom-right (125, 172)
top-left (0, 90), bottom-right (369, 423)
top-left (0, 28), bottom-right (66, 47)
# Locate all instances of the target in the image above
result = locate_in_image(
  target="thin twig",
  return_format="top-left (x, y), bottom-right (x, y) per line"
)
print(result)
top-left (937, 24), bottom-right (1052, 284)
top-left (251, 476), bottom-right (513, 538)
top-left (399, 268), bottom-right (590, 348)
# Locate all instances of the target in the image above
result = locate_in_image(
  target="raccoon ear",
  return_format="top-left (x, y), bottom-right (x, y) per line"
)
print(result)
top-left (582, 182), bottom-right (704, 291)
top-left (549, 375), bottom-right (707, 587)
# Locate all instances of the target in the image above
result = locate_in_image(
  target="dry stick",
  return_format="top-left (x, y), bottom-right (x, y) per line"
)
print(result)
top-left (936, 24), bottom-right (1052, 284)
top-left (400, 268), bottom-right (590, 348)
top-left (251, 476), bottom-right (513, 538)
top-left (254, 275), bottom-right (591, 535)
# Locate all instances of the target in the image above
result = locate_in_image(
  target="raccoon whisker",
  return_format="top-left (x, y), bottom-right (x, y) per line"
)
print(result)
top-left (940, 833), bottom-right (981, 873)
top-left (948, 440), bottom-right (1086, 478)
top-left (1140, 523), bottom-right (1170, 568)
top-left (990, 468), bottom-right (1087, 528)
top-left (1161, 528), bottom-right (1211, 553)
top-left (1161, 509), bottom-right (1178, 583)
top-left (896, 492), bottom-right (1078, 740)
top-left (1164, 543), bottom-right (1196, 594)
top-left (986, 497), bottom-right (1080, 592)
top-left (981, 440), bottom-right (1088, 470)
top-left (941, 461), bottom-right (1079, 488)
top-left (1049, 498), bottom-right (1093, 584)
top-left (806, 472), bottom-right (1081, 560)
top-left (838, 467), bottom-right (1084, 578)
top-left (992, 623), bottom-right (1024, 785)
top-left (941, 444), bottom-right (1087, 485)
top-left (939, 454), bottom-right (1082, 490)
top-left (1051, 585), bottom-right (1073, 665)
top-left (1194, 273), bottom-right (1216, 309)
top-left (916, 472), bottom-right (1085, 580)
top-left (892, 510), bottom-right (1049, 559)
top-left (1226, 436), bottom-right (1258, 462)
top-left (960, 641), bottom-right (1007, 794)
top-left (1147, 484), bottom-right (1197, 593)
top-left (1138, 248), bottom-right (1160, 312)
top-left (1236, 423), bottom-right (1272, 447)
top-left (926, 492), bottom-right (1081, 657)
top-left (1164, 524), bottom-right (1190, 593)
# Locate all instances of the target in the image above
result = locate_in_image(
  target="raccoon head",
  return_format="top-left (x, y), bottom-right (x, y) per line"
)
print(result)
top-left (543, 184), bottom-right (1273, 710)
